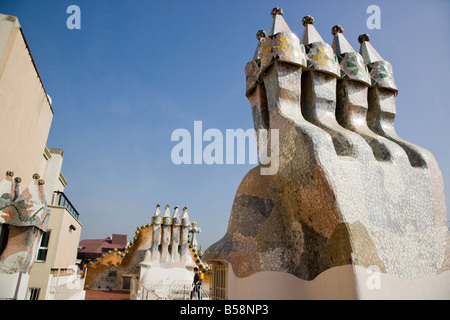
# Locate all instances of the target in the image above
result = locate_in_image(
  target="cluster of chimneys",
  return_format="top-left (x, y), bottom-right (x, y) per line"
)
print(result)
top-left (141, 204), bottom-right (201, 267)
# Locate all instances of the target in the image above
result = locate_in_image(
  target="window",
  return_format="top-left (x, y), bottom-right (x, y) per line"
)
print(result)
top-left (0, 224), bottom-right (10, 256)
top-left (29, 288), bottom-right (40, 300)
top-left (36, 231), bottom-right (51, 262)
top-left (122, 276), bottom-right (131, 290)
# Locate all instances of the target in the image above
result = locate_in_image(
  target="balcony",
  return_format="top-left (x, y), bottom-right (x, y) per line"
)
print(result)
top-left (52, 191), bottom-right (80, 221)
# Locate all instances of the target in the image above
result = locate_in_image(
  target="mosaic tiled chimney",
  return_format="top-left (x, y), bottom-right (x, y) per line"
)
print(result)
top-left (0, 171), bottom-right (50, 297)
top-left (84, 204), bottom-right (207, 292)
top-left (143, 204), bottom-right (195, 268)
top-left (205, 7), bottom-right (449, 296)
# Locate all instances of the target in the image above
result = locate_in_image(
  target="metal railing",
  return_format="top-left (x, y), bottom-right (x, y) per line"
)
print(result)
top-left (47, 269), bottom-right (86, 300)
top-left (131, 279), bottom-right (210, 300)
top-left (52, 191), bottom-right (80, 221)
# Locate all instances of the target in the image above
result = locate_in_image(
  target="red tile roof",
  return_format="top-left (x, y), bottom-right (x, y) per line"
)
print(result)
top-left (78, 234), bottom-right (128, 260)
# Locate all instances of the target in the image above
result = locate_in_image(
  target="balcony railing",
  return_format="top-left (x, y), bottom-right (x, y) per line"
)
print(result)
top-left (52, 191), bottom-right (80, 221)
top-left (130, 279), bottom-right (211, 300)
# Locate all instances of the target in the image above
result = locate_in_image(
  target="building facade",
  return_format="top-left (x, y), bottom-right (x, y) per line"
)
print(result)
top-left (26, 148), bottom-right (84, 300)
top-left (0, 14), bottom-right (84, 300)
top-left (0, 14), bottom-right (53, 300)
top-left (78, 234), bottom-right (128, 261)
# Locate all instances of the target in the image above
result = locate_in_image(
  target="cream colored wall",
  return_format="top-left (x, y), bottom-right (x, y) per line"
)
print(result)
top-left (0, 13), bottom-right (53, 300)
top-left (47, 206), bottom-right (82, 268)
top-left (0, 14), bottom-right (53, 187)
top-left (38, 147), bottom-right (51, 183)
top-left (42, 148), bottom-right (65, 201)
top-left (0, 15), bottom-right (20, 75)
top-left (353, 265), bottom-right (450, 300)
top-left (226, 264), bottom-right (358, 300)
top-left (27, 259), bottom-right (50, 293)
top-left (27, 206), bottom-right (82, 299)
top-left (28, 148), bottom-right (82, 299)
top-left (224, 264), bottom-right (450, 300)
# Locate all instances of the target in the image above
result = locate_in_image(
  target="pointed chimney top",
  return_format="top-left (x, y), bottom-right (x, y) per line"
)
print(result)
top-left (301, 15), bottom-right (325, 45)
top-left (358, 33), bottom-right (384, 64)
top-left (182, 206), bottom-right (190, 219)
top-left (331, 25), bottom-right (355, 55)
top-left (154, 204), bottom-right (161, 216)
top-left (173, 205), bottom-right (180, 219)
top-left (269, 7), bottom-right (292, 35)
top-left (163, 204), bottom-right (171, 217)
top-left (358, 33), bottom-right (397, 91)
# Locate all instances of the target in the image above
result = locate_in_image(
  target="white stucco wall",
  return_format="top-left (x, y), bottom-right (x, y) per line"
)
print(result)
top-left (225, 264), bottom-right (450, 300)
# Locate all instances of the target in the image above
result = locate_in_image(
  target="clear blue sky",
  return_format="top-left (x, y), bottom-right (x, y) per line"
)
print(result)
top-left (1, 0), bottom-right (449, 249)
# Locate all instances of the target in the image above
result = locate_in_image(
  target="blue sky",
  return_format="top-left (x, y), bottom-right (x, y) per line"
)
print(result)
top-left (1, 0), bottom-right (449, 249)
